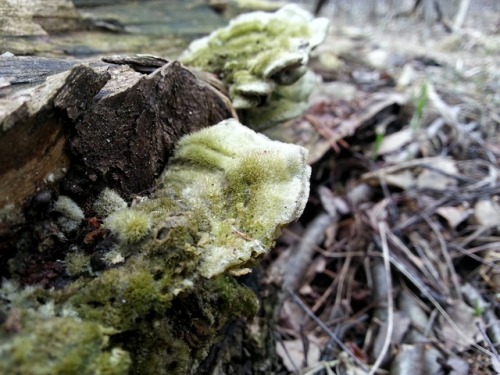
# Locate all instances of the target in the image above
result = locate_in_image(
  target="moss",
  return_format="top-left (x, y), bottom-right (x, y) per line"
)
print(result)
top-left (211, 275), bottom-right (259, 317)
top-left (104, 208), bottom-right (151, 244)
top-left (67, 261), bottom-right (174, 331)
top-left (0, 308), bottom-right (131, 375)
top-left (53, 195), bottom-right (84, 233)
top-left (53, 196), bottom-right (84, 222)
top-left (64, 250), bottom-right (90, 277)
top-left (93, 188), bottom-right (128, 217)
top-left (126, 318), bottom-right (192, 375)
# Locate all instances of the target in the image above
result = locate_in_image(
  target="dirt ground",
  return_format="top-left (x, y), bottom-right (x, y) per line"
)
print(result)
top-left (269, 1), bottom-right (500, 374)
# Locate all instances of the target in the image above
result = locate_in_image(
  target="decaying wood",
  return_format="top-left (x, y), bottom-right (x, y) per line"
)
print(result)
top-left (0, 64), bottom-right (109, 215)
top-left (67, 60), bottom-right (235, 201)
top-left (0, 56), bottom-right (235, 224)
top-left (0, 3), bottom-right (310, 374)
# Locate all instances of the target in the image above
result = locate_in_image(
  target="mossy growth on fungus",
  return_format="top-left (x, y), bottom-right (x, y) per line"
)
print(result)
top-left (0, 119), bottom-right (310, 374)
top-left (179, 4), bottom-right (329, 128)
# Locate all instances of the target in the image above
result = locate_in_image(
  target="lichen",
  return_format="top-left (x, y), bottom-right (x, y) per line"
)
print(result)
top-left (180, 4), bottom-right (329, 128)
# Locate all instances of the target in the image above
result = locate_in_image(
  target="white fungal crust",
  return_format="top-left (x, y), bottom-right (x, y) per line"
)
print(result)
top-left (180, 4), bottom-right (329, 127)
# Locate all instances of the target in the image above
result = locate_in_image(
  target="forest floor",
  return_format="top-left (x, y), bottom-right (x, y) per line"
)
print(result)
top-left (271, 1), bottom-right (500, 374)
top-left (1, 0), bottom-right (499, 374)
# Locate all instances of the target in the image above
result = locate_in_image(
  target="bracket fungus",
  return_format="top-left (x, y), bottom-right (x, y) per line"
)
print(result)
top-left (0, 118), bottom-right (310, 374)
top-left (180, 4), bottom-right (329, 128)
top-left (106, 118), bottom-right (310, 278)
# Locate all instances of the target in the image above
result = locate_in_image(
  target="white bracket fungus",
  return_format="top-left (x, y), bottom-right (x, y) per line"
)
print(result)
top-left (105, 119), bottom-right (311, 278)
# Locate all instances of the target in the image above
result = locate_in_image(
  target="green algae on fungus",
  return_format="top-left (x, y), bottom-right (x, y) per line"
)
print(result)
top-left (180, 4), bottom-right (329, 127)
top-left (106, 118), bottom-right (311, 278)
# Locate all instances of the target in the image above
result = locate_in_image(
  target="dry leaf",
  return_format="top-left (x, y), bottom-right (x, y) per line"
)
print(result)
top-left (473, 199), bottom-right (500, 227)
top-left (338, 351), bottom-right (369, 375)
top-left (436, 206), bottom-right (471, 229)
top-left (439, 300), bottom-right (480, 352)
top-left (383, 170), bottom-right (416, 190)
top-left (362, 157), bottom-right (458, 191)
top-left (416, 158), bottom-right (458, 190)
top-left (377, 128), bottom-right (414, 156)
top-left (390, 344), bottom-right (424, 375)
top-left (426, 82), bottom-right (460, 127)
top-left (445, 356), bottom-right (469, 375)
top-left (479, 249), bottom-right (500, 290)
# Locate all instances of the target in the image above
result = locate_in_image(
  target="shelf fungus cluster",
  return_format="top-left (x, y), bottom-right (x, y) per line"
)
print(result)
top-left (104, 119), bottom-right (310, 278)
top-left (180, 4), bottom-right (329, 129)
top-left (0, 120), bottom-right (310, 374)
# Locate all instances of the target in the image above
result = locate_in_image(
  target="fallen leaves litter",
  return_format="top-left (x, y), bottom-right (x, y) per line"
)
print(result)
top-left (269, 3), bottom-right (500, 373)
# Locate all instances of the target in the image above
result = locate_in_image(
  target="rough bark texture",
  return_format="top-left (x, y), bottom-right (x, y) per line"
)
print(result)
top-left (67, 60), bottom-right (235, 203)
top-left (0, 63), bottom-right (109, 214)
top-left (198, 268), bottom-right (284, 375)
top-left (0, 56), bottom-right (234, 217)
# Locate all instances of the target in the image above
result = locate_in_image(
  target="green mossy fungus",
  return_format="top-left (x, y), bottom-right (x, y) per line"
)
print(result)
top-left (1, 119), bottom-right (310, 374)
top-left (0, 315), bottom-right (131, 375)
top-left (180, 4), bottom-right (329, 128)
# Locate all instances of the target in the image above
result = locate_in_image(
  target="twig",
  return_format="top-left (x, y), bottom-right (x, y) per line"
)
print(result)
top-left (386, 231), bottom-right (448, 302)
top-left (331, 253), bottom-right (352, 322)
top-left (458, 225), bottom-right (500, 248)
top-left (277, 334), bottom-right (301, 374)
top-left (283, 213), bottom-right (335, 291)
top-left (305, 114), bottom-right (349, 153)
top-left (449, 243), bottom-right (500, 270)
top-left (402, 271), bottom-right (494, 358)
top-left (286, 287), bottom-right (370, 373)
top-left (420, 213), bottom-right (462, 300)
top-left (368, 222), bottom-right (394, 375)
top-left (462, 283), bottom-right (500, 356)
top-left (476, 321), bottom-right (500, 363)
top-left (453, 0), bottom-right (471, 30)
